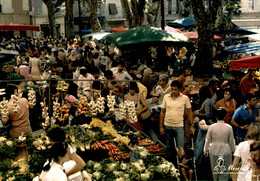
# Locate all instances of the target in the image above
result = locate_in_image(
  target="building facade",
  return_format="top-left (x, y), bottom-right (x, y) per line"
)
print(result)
top-left (232, 0), bottom-right (260, 29)
top-left (0, 0), bottom-right (31, 37)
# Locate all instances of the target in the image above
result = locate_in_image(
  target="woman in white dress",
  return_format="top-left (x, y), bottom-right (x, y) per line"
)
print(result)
top-left (232, 122), bottom-right (260, 181)
top-left (204, 107), bottom-right (235, 181)
top-left (40, 142), bottom-right (70, 181)
top-left (29, 54), bottom-right (41, 80)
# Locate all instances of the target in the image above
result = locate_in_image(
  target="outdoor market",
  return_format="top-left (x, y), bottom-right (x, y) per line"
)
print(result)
top-left (0, 2), bottom-right (260, 181)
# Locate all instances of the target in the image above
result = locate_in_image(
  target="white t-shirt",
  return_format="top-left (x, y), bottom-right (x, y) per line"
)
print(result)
top-left (234, 140), bottom-right (253, 181)
top-left (161, 93), bottom-right (191, 127)
top-left (77, 74), bottom-right (95, 90)
top-left (40, 161), bottom-right (67, 181)
top-left (113, 71), bottom-right (133, 81)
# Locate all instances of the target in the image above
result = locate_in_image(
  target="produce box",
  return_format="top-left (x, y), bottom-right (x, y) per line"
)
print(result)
top-left (145, 140), bottom-right (167, 156)
top-left (3, 65), bottom-right (14, 73)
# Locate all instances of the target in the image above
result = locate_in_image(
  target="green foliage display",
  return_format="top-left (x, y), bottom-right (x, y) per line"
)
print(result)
top-left (0, 119), bottom-right (179, 180)
top-left (6, 73), bottom-right (25, 80)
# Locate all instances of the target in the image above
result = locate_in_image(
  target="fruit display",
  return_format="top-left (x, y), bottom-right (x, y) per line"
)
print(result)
top-left (91, 140), bottom-right (130, 160)
top-left (58, 104), bottom-right (69, 123)
top-left (78, 96), bottom-right (88, 116)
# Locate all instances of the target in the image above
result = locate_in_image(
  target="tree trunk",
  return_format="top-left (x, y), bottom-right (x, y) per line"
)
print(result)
top-left (121, 0), bottom-right (133, 28)
top-left (190, 0), bottom-right (222, 77)
top-left (177, 0), bottom-right (182, 18)
top-left (86, 0), bottom-right (102, 33)
top-left (65, 0), bottom-right (74, 39)
top-left (44, 0), bottom-right (57, 38)
top-left (154, 1), bottom-right (161, 27)
top-left (130, 0), bottom-right (145, 27)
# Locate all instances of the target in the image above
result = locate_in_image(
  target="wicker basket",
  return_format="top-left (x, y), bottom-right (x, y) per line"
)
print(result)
top-left (3, 65), bottom-right (14, 73)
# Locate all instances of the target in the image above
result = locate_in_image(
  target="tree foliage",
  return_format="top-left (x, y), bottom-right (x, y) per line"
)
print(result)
top-left (190, 0), bottom-right (241, 77)
top-left (120, 0), bottom-right (146, 28)
top-left (86, 0), bottom-right (102, 33)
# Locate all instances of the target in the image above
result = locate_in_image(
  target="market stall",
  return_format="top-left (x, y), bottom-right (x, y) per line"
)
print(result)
top-left (0, 87), bottom-right (179, 180)
top-left (229, 55), bottom-right (260, 70)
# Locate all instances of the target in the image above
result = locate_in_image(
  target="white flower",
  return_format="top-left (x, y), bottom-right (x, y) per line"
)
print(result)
top-left (92, 171), bottom-right (102, 180)
top-left (141, 171), bottom-right (151, 181)
top-left (113, 171), bottom-right (124, 177)
top-left (115, 178), bottom-right (125, 181)
top-left (155, 164), bottom-right (164, 173)
top-left (107, 163), bottom-right (118, 172)
top-left (93, 163), bottom-right (102, 171)
top-left (6, 140), bottom-right (13, 147)
top-left (18, 134), bottom-right (26, 142)
top-left (139, 150), bottom-right (148, 158)
top-left (0, 137), bottom-right (7, 142)
top-left (41, 145), bottom-right (46, 150)
top-left (123, 173), bottom-right (130, 179)
top-left (86, 160), bottom-right (95, 168)
top-left (131, 162), bottom-right (145, 172)
top-left (120, 163), bottom-right (128, 170)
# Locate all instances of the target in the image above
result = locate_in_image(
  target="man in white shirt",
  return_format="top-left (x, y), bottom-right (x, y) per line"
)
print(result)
top-left (160, 80), bottom-right (194, 165)
top-left (113, 61), bottom-right (132, 85)
top-left (77, 68), bottom-right (95, 98)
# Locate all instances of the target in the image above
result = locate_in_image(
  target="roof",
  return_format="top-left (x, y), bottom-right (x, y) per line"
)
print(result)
top-left (232, 19), bottom-right (260, 28)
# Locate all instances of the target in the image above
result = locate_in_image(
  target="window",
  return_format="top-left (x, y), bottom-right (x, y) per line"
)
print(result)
top-left (167, 0), bottom-right (177, 15)
top-left (248, 0), bottom-right (254, 10)
top-left (0, 4), bottom-right (2, 13)
top-left (109, 3), bottom-right (118, 15)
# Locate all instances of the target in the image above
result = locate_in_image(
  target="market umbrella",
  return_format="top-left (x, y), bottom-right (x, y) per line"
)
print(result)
top-left (83, 32), bottom-right (112, 41)
top-left (217, 28), bottom-right (257, 35)
top-left (0, 23), bottom-right (39, 31)
top-left (164, 25), bottom-right (183, 33)
top-left (109, 26), bottom-right (128, 32)
top-left (229, 55), bottom-right (260, 70)
top-left (103, 25), bottom-right (191, 48)
top-left (224, 42), bottom-right (260, 54)
top-left (167, 16), bottom-right (195, 28)
top-left (183, 31), bottom-right (222, 41)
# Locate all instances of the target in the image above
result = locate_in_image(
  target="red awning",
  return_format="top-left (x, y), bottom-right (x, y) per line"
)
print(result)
top-left (0, 24), bottom-right (40, 31)
top-left (229, 55), bottom-right (260, 70)
top-left (109, 26), bottom-right (128, 33)
top-left (183, 31), bottom-right (222, 41)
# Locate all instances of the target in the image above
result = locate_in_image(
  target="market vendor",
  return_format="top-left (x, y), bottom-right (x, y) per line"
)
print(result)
top-left (1, 85), bottom-right (32, 138)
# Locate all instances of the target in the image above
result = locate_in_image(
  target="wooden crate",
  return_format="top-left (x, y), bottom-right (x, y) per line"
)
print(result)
top-left (3, 65), bottom-right (14, 73)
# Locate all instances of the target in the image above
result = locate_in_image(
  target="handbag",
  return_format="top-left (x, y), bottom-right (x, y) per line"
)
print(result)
top-left (136, 95), bottom-right (151, 120)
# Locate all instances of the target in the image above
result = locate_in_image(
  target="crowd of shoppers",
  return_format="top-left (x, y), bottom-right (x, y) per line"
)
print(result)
top-left (0, 36), bottom-right (260, 181)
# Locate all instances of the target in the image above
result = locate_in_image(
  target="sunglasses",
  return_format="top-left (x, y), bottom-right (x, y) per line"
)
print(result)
top-left (153, 96), bottom-right (160, 98)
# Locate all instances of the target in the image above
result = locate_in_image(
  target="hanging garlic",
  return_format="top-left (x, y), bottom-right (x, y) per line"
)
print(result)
top-left (107, 94), bottom-right (116, 111)
top-left (28, 89), bottom-right (36, 107)
top-left (118, 100), bottom-right (137, 123)
top-left (119, 102), bottom-right (127, 120)
top-left (96, 97), bottom-right (105, 114)
top-left (52, 97), bottom-right (60, 119)
top-left (0, 97), bottom-right (9, 118)
top-left (11, 94), bottom-right (20, 113)
top-left (88, 101), bottom-right (98, 116)
top-left (41, 100), bottom-right (50, 127)
top-left (127, 101), bottom-right (138, 123)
